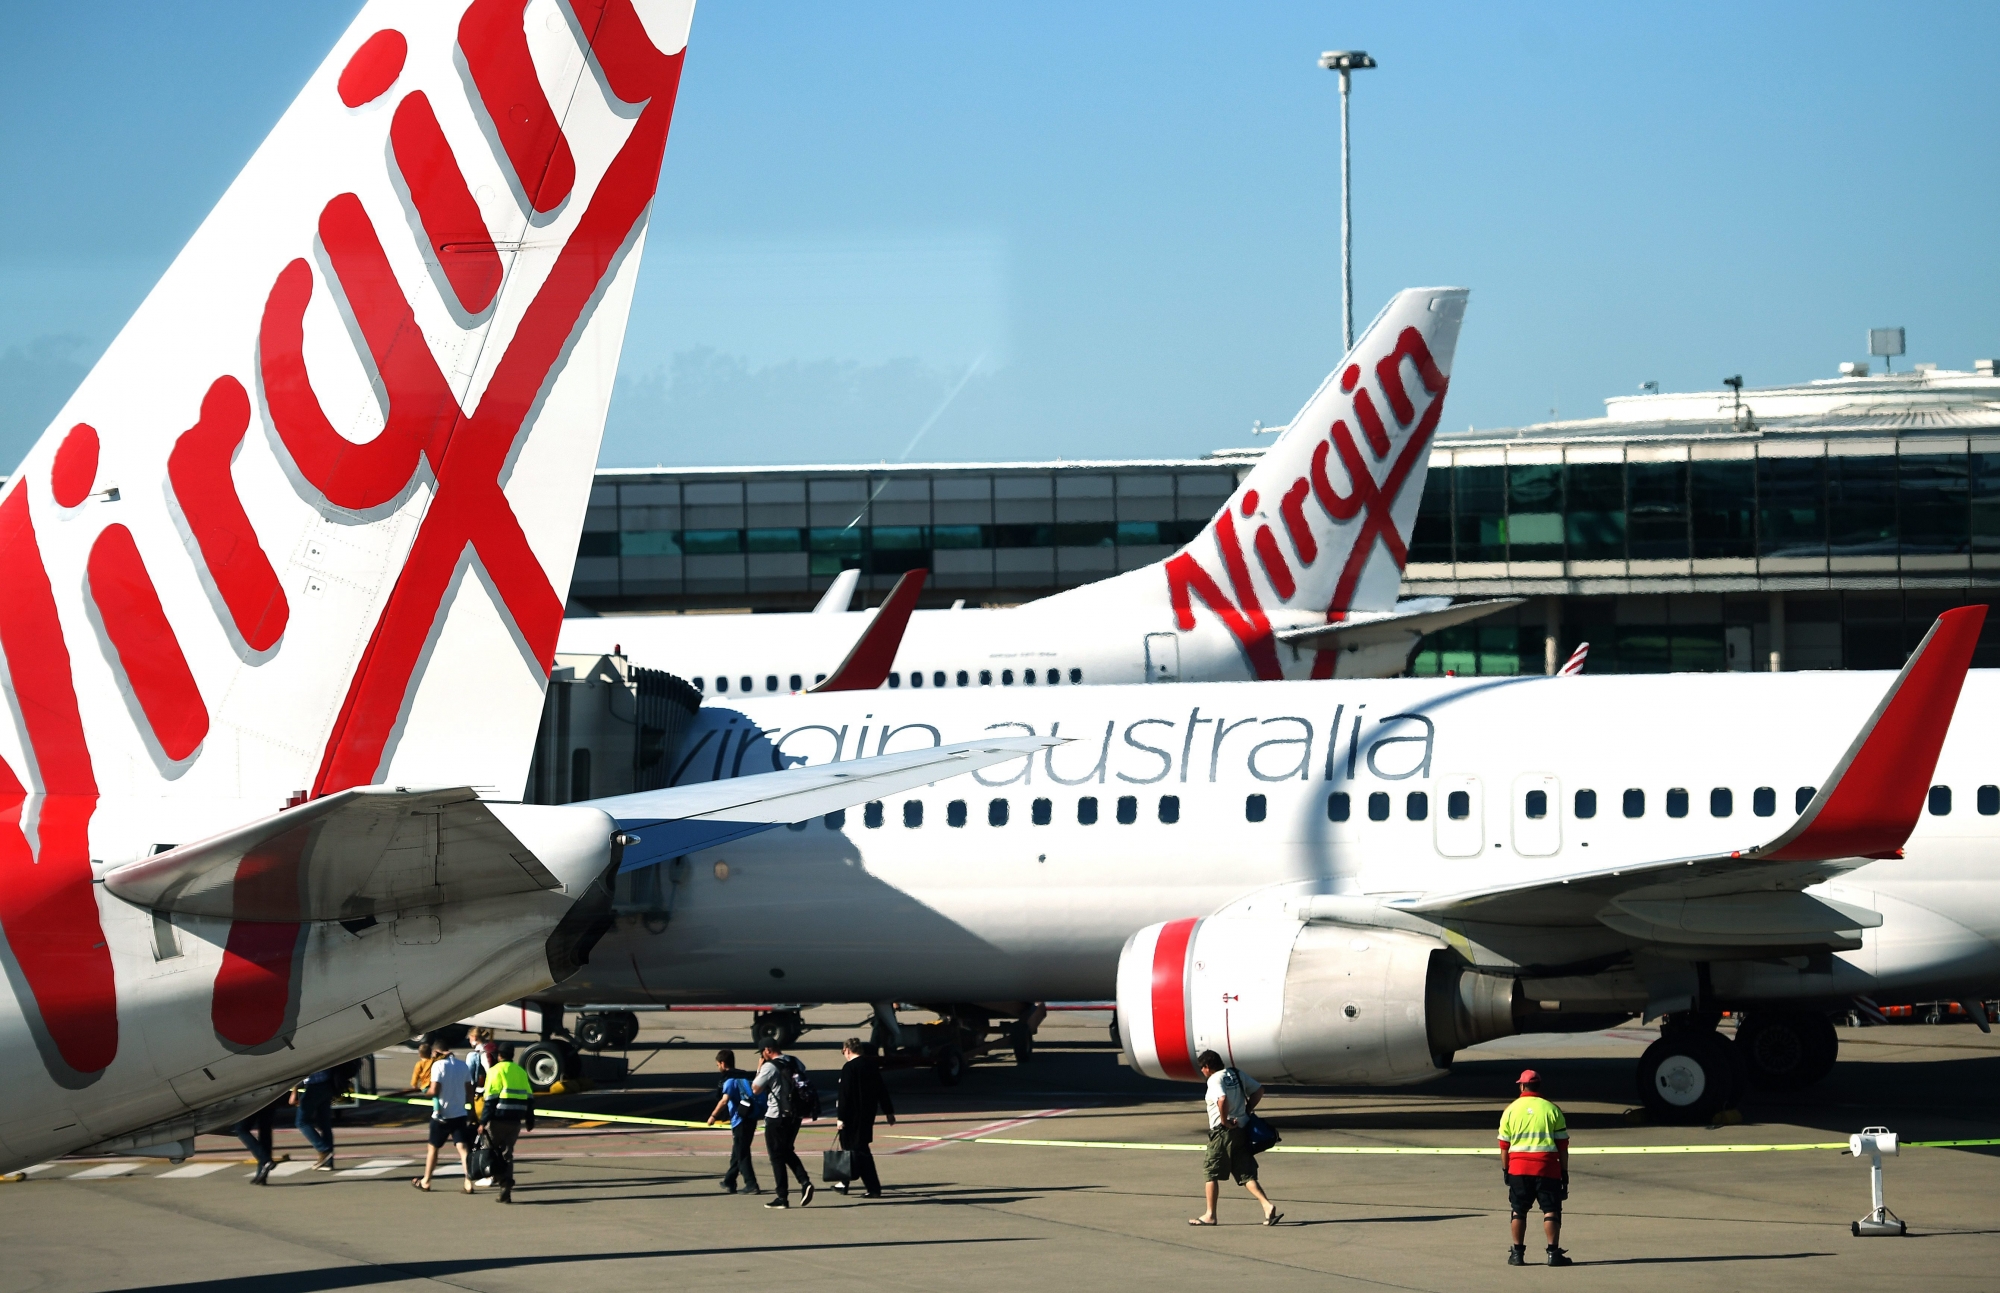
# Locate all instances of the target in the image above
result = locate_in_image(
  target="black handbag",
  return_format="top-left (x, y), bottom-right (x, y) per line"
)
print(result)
top-left (821, 1148), bottom-right (854, 1183)
top-left (466, 1128), bottom-right (494, 1183)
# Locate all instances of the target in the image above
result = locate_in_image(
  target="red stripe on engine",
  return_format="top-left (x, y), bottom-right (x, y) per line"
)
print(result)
top-left (1149, 917), bottom-right (1199, 1081)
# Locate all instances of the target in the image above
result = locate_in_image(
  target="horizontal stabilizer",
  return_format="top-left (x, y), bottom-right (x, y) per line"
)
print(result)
top-left (1274, 597), bottom-right (1525, 652)
top-left (1395, 607), bottom-right (1985, 930)
top-left (104, 788), bottom-right (614, 922)
top-left (595, 734), bottom-right (1060, 870)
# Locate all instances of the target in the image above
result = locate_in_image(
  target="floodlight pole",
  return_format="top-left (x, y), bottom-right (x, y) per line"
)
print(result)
top-left (1320, 50), bottom-right (1376, 354)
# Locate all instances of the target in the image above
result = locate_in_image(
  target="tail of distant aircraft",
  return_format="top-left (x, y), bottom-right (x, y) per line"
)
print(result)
top-left (0, 0), bottom-right (691, 1085)
top-left (1090, 288), bottom-right (1466, 680)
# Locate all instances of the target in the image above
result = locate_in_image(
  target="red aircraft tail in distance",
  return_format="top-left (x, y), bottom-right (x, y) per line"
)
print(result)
top-left (811, 569), bottom-right (927, 692)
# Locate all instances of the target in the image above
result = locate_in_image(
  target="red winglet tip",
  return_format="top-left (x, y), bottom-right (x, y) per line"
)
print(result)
top-left (810, 569), bottom-right (927, 692)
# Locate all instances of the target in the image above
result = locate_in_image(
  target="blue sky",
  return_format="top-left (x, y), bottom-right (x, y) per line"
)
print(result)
top-left (3, 2), bottom-right (1997, 469)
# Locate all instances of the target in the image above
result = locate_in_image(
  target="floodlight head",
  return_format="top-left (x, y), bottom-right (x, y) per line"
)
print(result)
top-left (1723, 375), bottom-right (1743, 391)
top-left (1319, 50), bottom-right (1377, 71)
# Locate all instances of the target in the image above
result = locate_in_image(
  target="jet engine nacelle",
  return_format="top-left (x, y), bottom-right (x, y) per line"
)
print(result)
top-left (1116, 915), bottom-right (1518, 1085)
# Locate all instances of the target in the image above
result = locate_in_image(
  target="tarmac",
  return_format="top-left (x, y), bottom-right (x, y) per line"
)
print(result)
top-left (7, 1007), bottom-right (2000, 1293)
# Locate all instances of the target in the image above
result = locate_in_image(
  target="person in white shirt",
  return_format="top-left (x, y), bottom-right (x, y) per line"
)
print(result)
top-left (1189, 1049), bottom-right (1281, 1227)
top-left (412, 1046), bottom-right (477, 1192)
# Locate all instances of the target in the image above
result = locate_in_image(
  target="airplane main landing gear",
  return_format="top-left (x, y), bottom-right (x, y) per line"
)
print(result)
top-left (751, 1009), bottom-right (805, 1050)
top-left (1735, 1010), bottom-right (1838, 1091)
top-left (575, 1010), bottom-right (640, 1051)
top-left (1636, 1014), bottom-right (1741, 1124)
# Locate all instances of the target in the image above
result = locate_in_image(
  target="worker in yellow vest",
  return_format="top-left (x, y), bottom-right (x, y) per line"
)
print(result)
top-left (479, 1043), bottom-right (536, 1204)
top-left (1497, 1069), bottom-right (1571, 1267)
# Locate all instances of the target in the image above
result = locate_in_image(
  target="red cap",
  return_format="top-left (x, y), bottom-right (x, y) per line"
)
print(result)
top-left (1517, 1069), bottom-right (1539, 1085)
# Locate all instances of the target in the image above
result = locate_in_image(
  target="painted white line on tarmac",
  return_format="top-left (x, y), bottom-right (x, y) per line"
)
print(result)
top-left (68, 1162), bottom-right (140, 1179)
top-left (157, 1162), bottom-right (233, 1179)
top-left (887, 1109), bottom-right (1075, 1155)
top-left (337, 1159), bottom-right (414, 1177)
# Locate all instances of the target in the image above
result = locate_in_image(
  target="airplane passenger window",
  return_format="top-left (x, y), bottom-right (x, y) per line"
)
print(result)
top-left (1795, 786), bottom-right (1814, 814)
top-left (1002, 670), bottom-right (1015, 685)
top-left (934, 672), bottom-right (947, 687)
top-left (815, 673), bottom-right (827, 684)
top-left (1367, 792), bottom-right (1390, 822)
top-left (887, 673), bottom-right (901, 688)
top-left (766, 675), bottom-right (778, 692)
top-left (1753, 786), bottom-right (1775, 817)
top-left (1407, 791), bottom-right (1428, 822)
top-left (989, 798), bottom-right (1009, 826)
top-left (947, 800), bottom-right (968, 828)
top-left (716, 676), bottom-right (729, 693)
top-left (910, 672), bottom-right (923, 688)
top-left (1929, 785), bottom-right (1951, 816)
top-left (904, 800), bottom-right (923, 827)
top-left (863, 801), bottom-right (884, 829)
top-left (1159, 795), bottom-right (1180, 824)
top-left (789, 674), bottom-right (803, 692)
top-left (1666, 788), bottom-right (1688, 818)
top-left (1623, 789), bottom-right (1645, 818)
top-left (693, 677), bottom-right (705, 691)
top-left (1710, 787), bottom-right (1732, 817)
top-left (1982, 785), bottom-right (2000, 816)
top-left (1524, 790), bottom-right (1546, 820)
top-left (956, 670), bottom-right (968, 686)
top-left (1032, 798), bottom-right (1052, 825)
top-left (740, 676), bottom-right (752, 693)
top-left (1245, 794), bottom-right (1266, 823)
top-left (824, 809), bottom-right (845, 829)
top-left (1574, 789), bottom-right (1596, 819)
top-left (1448, 790), bottom-right (1471, 820)
top-left (1078, 797), bottom-right (1099, 825)
top-left (1047, 669), bottom-right (1059, 685)
top-left (1023, 669), bottom-right (1035, 685)
top-left (979, 670), bottom-right (992, 685)
top-left (1116, 795), bottom-right (1138, 824)
top-left (1069, 668), bottom-right (1082, 684)
top-left (1327, 792), bottom-right (1350, 822)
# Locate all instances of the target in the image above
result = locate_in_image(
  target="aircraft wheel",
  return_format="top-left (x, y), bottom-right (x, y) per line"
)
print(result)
top-left (608, 1011), bottom-right (641, 1048)
top-left (1637, 1030), bottom-right (1736, 1123)
top-left (1108, 1011), bottom-right (1121, 1049)
top-left (1736, 1011), bottom-right (1838, 1091)
top-left (934, 1045), bottom-right (965, 1086)
top-left (519, 1040), bottom-right (574, 1091)
top-left (1013, 1029), bottom-right (1033, 1065)
top-left (752, 1010), bottom-right (803, 1050)
top-left (575, 1015), bottom-right (614, 1051)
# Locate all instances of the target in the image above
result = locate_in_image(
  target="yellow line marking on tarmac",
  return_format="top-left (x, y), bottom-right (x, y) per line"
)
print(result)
top-left (354, 1093), bottom-right (714, 1130)
top-left (904, 1135), bottom-right (2000, 1155)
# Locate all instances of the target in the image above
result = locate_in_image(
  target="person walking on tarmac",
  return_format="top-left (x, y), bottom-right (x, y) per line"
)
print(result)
top-left (413, 1043), bottom-right (477, 1193)
top-left (1189, 1051), bottom-right (1281, 1227)
top-left (479, 1043), bottom-right (535, 1204)
top-left (752, 1042), bottom-right (816, 1208)
top-left (706, 1049), bottom-right (761, 1195)
top-left (833, 1038), bottom-right (896, 1197)
top-left (290, 1069), bottom-right (338, 1171)
top-left (1498, 1069), bottom-right (1572, 1266)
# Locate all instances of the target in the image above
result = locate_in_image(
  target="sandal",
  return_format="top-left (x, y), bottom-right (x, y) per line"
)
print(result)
top-left (1187, 1217), bottom-right (1217, 1226)
top-left (410, 1178), bottom-right (431, 1192)
top-left (1263, 1210), bottom-right (1284, 1226)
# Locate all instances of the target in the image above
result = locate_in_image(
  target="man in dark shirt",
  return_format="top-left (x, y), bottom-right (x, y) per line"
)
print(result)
top-left (834, 1038), bottom-right (896, 1198)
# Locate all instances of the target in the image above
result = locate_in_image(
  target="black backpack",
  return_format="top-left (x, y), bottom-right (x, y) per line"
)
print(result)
top-left (770, 1055), bottom-right (821, 1121)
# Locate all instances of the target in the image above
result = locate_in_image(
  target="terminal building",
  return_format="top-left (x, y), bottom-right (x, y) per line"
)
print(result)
top-left (569, 361), bottom-right (2000, 675)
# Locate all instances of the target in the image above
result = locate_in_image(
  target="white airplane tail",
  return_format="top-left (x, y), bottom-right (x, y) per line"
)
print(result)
top-left (1156, 288), bottom-right (1466, 679)
top-left (0, 0), bottom-right (691, 1083)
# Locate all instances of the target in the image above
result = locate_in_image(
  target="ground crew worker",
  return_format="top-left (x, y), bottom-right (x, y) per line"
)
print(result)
top-left (479, 1042), bottom-right (535, 1204)
top-left (1497, 1068), bottom-right (1571, 1266)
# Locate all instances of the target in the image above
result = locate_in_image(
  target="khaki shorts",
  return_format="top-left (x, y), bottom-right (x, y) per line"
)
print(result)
top-left (1203, 1124), bottom-right (1257, 1184)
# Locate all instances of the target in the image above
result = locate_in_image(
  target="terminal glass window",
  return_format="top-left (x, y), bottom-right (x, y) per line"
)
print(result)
top-left (1159, 795), bottom-right (1180, 824)
top-left (1455, 465), bottom-right (1506, 563)
top-left (1827, 456), bottom-right (1897, 556)
top-left (1899, 454), bottom-right (1970, 554)
top-left (1367, 791), bottom-right (1390, 822)
top-left (1691, 460), bottom-right (1755, 559)
top-left (1973, 455), bottom-right (2000, 553)
top-left (1573, 788), bottom-right (1596, 818)
top-left (947, 800), bottom-right (967, 827)
top-left (1116, 795), bottom-right (1138, 824)
top-left (1506, 464), bottom-right (1563, 561)
top-left (1327, 792), bottom-right (1351, 822)
top-left (1410, 469), bottom-right (1453, 563)
top-left (1078, 796), bottom-right (1098, 825)
top-left (1627, 462), bottom-right (1689, 560)
top-left (1564, 463), bottom-right (1625, 561)
top-left (1245, 793), bottom-right (1266, 823)
top-left (1758, 457), bottom-right (1827, 558)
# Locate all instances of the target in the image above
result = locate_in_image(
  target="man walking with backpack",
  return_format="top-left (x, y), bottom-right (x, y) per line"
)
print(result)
top-left (752, 1042), bottom-right (816, 1208)
top-left (1189, 1050), bottom-right (1280, 1227)
top-left (706, 1049), bottom-right (761, 1195)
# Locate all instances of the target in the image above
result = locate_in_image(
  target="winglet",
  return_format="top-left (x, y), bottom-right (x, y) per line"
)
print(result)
top-left (810, 569), bottom-right (926, 692)
top-left (1759, 606), bottom-right (1986, 862)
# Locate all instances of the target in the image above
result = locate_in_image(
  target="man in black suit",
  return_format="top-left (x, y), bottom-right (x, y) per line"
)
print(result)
top-left (834, 1038), bottom-right (896, 1197)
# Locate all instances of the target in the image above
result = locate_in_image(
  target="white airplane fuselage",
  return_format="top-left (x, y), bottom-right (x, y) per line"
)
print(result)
top-left (557, 670), bottom-right (2000, 1009)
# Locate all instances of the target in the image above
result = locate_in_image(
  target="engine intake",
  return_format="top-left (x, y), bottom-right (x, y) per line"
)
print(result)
top-left (1116, 915), bottom-right (1519, 1085)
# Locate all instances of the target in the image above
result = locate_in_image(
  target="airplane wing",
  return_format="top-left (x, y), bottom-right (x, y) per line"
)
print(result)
top-left (1389, 606), bottom-right (1986, 943)
top-left (597, 733), bottom-right (1061, 870)
top-left (811, 568), bottom-right (926, 691)
top-left (1274, 597), bottom-right (1525, 652)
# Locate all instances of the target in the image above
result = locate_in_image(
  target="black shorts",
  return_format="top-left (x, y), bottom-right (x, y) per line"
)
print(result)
top-left (428, 1116), bottom-right (474, 1148)
top-left (1507, 1173), bottom-right (1563, 1217)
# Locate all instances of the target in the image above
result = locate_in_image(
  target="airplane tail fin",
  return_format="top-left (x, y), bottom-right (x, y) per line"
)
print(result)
top-left (1155, 288), bottom-right (1467, 679)
top-left (1, 0), bottom-right (694, 809)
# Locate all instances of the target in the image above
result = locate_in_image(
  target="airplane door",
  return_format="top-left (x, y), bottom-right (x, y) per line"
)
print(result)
top-left (1512, 773), bottom-right (1562, 856)
top-left (1434, 774), bottom-right (1483, 858)
top-left (1145, 633), bottom-right (1179, 683)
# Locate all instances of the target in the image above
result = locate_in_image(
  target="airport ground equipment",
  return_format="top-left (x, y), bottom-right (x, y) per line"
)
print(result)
top-left (1849, 1127), bottom-right (1906, 1236)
